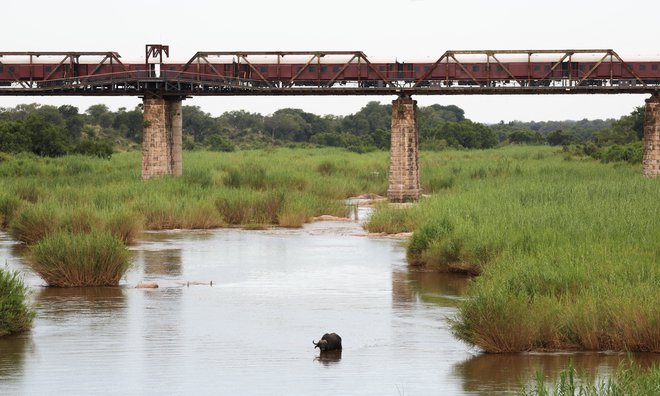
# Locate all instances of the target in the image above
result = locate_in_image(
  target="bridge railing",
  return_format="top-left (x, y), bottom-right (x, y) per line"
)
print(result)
top-left (1, 48), bottom-right (660, 95)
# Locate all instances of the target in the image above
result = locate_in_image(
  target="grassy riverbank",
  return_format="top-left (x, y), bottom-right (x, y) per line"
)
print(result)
top-left (0, 148), bottom-right (389, 288)
top-left (2, 146), bottom-right (659, 352)
top-left (0, 148), bottom-right (389, 236)
top-left (0, 269), bottom-right (34, 336)
top-left (366, 146), bottom-right (660, 353)
top-left (520, 359), bottom-right (660, 395)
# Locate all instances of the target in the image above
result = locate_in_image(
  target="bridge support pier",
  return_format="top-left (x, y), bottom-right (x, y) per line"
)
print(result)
top-left (141, 97), bottom-right (183, 179)
top-left (387, 95), bottom-right (421, 202)
top-left (643, 94), bottom-right (660, 177)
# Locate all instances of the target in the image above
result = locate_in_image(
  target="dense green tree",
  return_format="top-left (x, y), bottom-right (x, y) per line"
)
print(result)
top-left (113, 106), bottom-right (143, 142)
top-left (23, 114), bottom-right (69, 157)
top-left (0, 100), bottom-right (649, 157)
top-left (264, 109), bottom-right (312, 141)
top-left (0, 121), bottom-right (30, 153)
top-left (507, 130), bottom-right (544, 144)
top-left (430, 121), bottom-right (498, 149)
top-left (547, 129), bottom-right (577, 146)
top-left (219, 110), bottom-right (264, 134)
top-left (205, 133), bottom-right (235, 152)
top-left (594, 106), bottom-right (644, 145)
top-left (183, 105), bottom-right (219, 143)
top-left (342, 101), bottom-right (390, 135)
top-left (73, 140), bottom-right (113, 159)
top-left (86, 104), bottom-right (114, 128)
top-left (58, 105), bottom-right (84, 140)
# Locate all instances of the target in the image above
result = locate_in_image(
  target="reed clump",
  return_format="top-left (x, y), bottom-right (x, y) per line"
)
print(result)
top-left (9, 203), bottom-right (62, 245)
top-left (0, 147), bottom-right (389, 286)
top-left (30, 231), bottom-right (131, 287)
top-left (519, 359), bottom-right (660, 396)
top-left (364, 204), bottom-right (422, 234)
top-left (0, 268), bottom-right (35, 336)
top-left (101, 208), bottom-right (144, 244)
top-left (368, 146), bottom-right (660, 353)
top-left (0, 193), bottom-right (22, 228)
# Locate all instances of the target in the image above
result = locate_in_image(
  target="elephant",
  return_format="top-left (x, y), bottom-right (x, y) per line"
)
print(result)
top-left (313, 333), bottom-right (342, 351)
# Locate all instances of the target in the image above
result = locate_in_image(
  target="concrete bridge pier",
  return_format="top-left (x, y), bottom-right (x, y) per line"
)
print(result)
top-left (387, 95), bottom-right (421, 202)
top-left (142, 96), bottom-right (183, 179)
top-left (643, 94), bottom-right (660, 177)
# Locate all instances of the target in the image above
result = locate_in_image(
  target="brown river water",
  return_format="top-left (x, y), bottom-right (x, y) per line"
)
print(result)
top-left (1, 214), bottom-right (657, 395)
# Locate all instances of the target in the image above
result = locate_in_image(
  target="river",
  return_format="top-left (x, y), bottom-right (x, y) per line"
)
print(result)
top-left (0, 217), bottom-right (656, 395)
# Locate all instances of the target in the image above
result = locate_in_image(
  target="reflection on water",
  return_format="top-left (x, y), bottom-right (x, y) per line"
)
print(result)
top-left (36, 286), bottom-right (126, 318)
top-left (1, 226), bottom-right (658, 395)
top-left (142, 249), bottom-right (182, 276)
top-left (455, 351), bottom-right (660, 394)
top-left (393, 269), bottom-right (471, 307)
top-left (316, 350), bottom-right (343, 366)
top-left (0, 334), bottom-right (31, 379)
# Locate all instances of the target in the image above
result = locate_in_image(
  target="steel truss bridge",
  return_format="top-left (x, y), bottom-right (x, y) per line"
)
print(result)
top-left (1, 45), bottom-right (659, 97)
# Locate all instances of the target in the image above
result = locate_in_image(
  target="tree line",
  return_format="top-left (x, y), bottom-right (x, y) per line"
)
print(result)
top-left (0, 101), bottom-right (645, 163)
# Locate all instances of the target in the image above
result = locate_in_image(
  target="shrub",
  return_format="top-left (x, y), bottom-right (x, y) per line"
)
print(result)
top-left (102, 209), bottom-right (144, 244)
top-left (0, 194), bottom-right (22, 228)
top-left (223, 164), bottom-right (267, 190)
top-left (0, 268), bottom-right (35, 336)
top-left (215, 189), bottom-right (284, 225)
top-left (407, 217), bottom-right (454, 264)
top-left (73, 140), bottom-right (112, 159)
top-left (30, 231), bottom-right (131, 287)
top-left (277, 194), bottom-right (317, 228)
top-left (598, 142), bottom-right (643, 164)
top-left (317, 160), bottom-right (337, 176)
top-left (9, 204), bottom-right (62, 245)
top-left (364, 204), bottom-right (420, 234)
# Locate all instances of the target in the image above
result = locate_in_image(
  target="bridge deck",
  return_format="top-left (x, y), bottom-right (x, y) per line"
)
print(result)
top-left (0, 77), bottom-right (658, 97)
top-left (1, 47), bottom-right (659, 96)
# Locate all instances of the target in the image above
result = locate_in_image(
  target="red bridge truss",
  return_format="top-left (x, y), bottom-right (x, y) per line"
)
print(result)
top-left (1, 45), bottom-right (659, 97)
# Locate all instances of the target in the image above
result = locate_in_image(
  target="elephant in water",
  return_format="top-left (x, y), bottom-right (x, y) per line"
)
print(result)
top-left (313, 333), bottom-right (342, 351)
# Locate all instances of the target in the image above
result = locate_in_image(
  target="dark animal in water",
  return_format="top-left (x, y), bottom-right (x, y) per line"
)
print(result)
top-left (313, 333), bottom-right (342, 351)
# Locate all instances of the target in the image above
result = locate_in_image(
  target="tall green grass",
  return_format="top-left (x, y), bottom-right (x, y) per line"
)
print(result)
top-left (0, 148), bottom-right (386, 238)
top-left (519, 359), bottom-right (660, 396)
top-left (0, 268), bottom-right (35, 336)
top-left (0, 148), bottom-right (385, 288)
top-left (367, 146), bottom-right (660, 352)
top-left (30, 231), bottom-right (131, 287)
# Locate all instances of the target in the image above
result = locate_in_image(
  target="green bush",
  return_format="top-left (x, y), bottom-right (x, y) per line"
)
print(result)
top-left (215, 189), bottom-right (284, 225)
top-left (0, 268), bottom-right (35, 336)
top-left (73, 140), bottom-right (113, 159)
top-left (9, 204), bottom-right (62, 245)
top-left (598, 142), bottom-right (643, 164)
top-left (0, 194), bottom-right (22, 228)
top-left (30, 231), bottom-right (131, 287)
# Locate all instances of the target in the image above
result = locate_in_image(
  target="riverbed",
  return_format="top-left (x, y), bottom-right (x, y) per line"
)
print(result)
top-left (0, 219), bottom-right (655, 395)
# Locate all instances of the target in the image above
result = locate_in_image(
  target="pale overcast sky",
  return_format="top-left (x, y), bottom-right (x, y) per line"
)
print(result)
top-left (1, 0), bottom-right (658, 122)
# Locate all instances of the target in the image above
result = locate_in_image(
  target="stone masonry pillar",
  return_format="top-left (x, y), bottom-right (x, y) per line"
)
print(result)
top-left (169, 100), bottom-right (183, 177)
top-left (643, 94), bottom-right (660, 177)
top-left (142, 97), bottom-right (183, 179)
top-left (388, 95), bottom-right (421, 202)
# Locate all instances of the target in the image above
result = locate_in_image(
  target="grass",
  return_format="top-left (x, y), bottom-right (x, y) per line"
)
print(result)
top-left (519, 358), bottom-right (660, 396)
top-left (366, 146), bottom-right (660, 353)
top-left (0, 149), bottom-right (386, 237)
top-left (3, 146), bottom-right (658, 353)
top-left (30, 231), bottom-right (132, 287)
top-left (0, 148), bottom-right (385, 288)
top-left (0, 268), bottom-right (35, 336)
